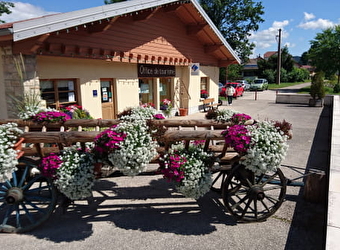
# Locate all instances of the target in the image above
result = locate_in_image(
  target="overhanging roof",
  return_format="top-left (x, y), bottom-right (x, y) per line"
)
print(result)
top-left (7, 0), bottom-right (240, 64)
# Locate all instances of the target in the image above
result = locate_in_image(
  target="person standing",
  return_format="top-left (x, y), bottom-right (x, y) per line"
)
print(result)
top-left (226, 84), bottom-right (235, 105)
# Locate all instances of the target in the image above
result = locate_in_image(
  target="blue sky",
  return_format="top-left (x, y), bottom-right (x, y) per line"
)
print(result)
top-left (2, 1), bottom-right (339, 58)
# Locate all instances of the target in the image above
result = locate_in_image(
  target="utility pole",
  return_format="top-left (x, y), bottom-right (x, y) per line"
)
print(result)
top-left (276, 28), bottom-right (282, 85)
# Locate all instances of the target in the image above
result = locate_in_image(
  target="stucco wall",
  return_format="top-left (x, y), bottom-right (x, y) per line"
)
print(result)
top-left (37, 56), bottom-right (139, 118)
top-left (0, 55), bottom-right (221, 119)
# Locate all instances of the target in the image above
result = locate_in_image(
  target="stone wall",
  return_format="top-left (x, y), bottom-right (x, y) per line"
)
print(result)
top-left (1, 47), bottom-right (40, 118)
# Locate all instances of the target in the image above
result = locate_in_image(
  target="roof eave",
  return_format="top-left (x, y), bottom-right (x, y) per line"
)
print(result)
top-left (10, 0), bottom-right (240, 65)
top-left (12, 0), bottom-right (180, 42)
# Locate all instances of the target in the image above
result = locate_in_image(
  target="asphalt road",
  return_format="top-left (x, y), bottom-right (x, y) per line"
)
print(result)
top-left (2, 84), bottom-right (329, 250)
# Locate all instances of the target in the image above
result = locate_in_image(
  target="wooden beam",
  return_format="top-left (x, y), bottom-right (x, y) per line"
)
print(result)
top-left (29, 34), bottom-right (50, 53)
top-left (133, 8), bottom-right (159, 21)
top-left (187, 23), bottom-right (208, 35)
top-left (204, 44), bottom-right (223, 54)
top-left (87, 17), bottom-right (119, 33)
top-left (163, 4), bottom-right (181, 12)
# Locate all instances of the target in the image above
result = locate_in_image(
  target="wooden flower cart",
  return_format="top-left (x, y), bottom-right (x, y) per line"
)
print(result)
top-left (0, 118), bottom-right (304, 233)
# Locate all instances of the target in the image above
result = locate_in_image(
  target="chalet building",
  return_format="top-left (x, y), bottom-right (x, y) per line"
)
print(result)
top-left (0, 0), bottom-right (240, 119)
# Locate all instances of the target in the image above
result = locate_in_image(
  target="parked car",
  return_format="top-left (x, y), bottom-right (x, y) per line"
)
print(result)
top-left (235, 80), bottom-right (250, 91)
top-left (250, 79), bottom-right (268, 91)
top-left (218, 82), bottom-right (224, 92)
top-left (219, 83), bottom-right (244, 98)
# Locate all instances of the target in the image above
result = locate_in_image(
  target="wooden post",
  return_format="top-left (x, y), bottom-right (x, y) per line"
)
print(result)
top-left (303, 168), bottom-right (326, 203)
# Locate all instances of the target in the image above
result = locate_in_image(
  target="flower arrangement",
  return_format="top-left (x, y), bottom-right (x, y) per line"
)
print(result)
top-left (153, 113), bottom-right (165, 120)
top-left (205, 109), bottom-right (237, 123)
top-left (230, 113), bottom-right (252, 125)
top-left (222, 124), bottom-right (251, 154)
top-left (107, 119), bottom-right (157, 176)
top-left (31, 110), bottom-right (71, 123)
top-left (93, 125), bottom-right (127, 164)
top-left (273, 119), bottom-right (293, 139)
top-left (0, 123), bottom-right (24, 181)
top-left (117, 105), bottom-right (159, 121)
top-left (93, 106), bottom-right (158, 176)
top-left (160, 99), bottom-right (173, 117)
top-left (10, 91), bottom-right (42, 120)
top-left (222, 119), bottom-right (289, 175)
top-left (39, 153), bottom-right (63, 179)
top-left (200, 89), bottom-right (209, 99)
top-left (60, 104), bottom-right (93, 119)
top-left (140, 102), bottom-right (155, 109)
top-left (159, 143), bottom-right (214, 199)
top-left (40, 147), bottom-right (95, 200)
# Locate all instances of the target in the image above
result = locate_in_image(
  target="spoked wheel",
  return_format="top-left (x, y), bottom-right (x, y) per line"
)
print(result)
top-left (0, 157), bottom-right (57, 233)
top-left (210, 165), bottom-right (231, 193)
top-left (222, 164), bottom-right (287, 222)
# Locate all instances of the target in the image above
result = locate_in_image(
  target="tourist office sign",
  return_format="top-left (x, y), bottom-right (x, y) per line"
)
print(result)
top-left (137, 64), bottom-right (176, 77)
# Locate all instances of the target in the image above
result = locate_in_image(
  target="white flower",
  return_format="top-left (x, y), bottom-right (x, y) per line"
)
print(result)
top-left (161, 143), bottom-right (213, 200)
top-left (54, 147), bottom-right (95, 200)
top-left (0, 123), bottom-right (23, 182)
top-left (107, 106), bottom-right (158, 176)
top-left (240, 121), bottom-right (289, 175)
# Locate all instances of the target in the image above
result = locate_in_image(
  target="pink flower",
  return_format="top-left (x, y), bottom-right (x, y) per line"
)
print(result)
top-left (159, 153), bottom-right (186, 182)
top-left (222, 125), bottom-right (251, 154)
top-left (153, 114), bottom-right (165, 120)
top-left (230, 113), bottom-right (252, 124)
top-left (93, 125), bottom-right (127, 161)
top-left (39, 153), bottom-right (63, 179)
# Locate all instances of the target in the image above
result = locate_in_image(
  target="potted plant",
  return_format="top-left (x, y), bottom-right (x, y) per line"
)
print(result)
top-left (160, 99), bottom-right (173, 117)
top-left (200, 89), bottom-right (209, 99)
top-left (309, 72), bottom-right (325, 107)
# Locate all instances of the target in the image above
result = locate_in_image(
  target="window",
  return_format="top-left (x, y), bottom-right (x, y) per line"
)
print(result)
top-left (159, 78), bottom-right (172, 101)
top-left (40, 79), bottom-right (78, 109)
top-left (200, 77), bottom-right (209, 97)
top-left (139, 78), bottom-right (154, 104)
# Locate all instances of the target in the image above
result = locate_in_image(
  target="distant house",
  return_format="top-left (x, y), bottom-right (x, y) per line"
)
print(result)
top-left (241, 57), bottom-right (261, 79)
top-left (0, 0), bottom-right (240, 119)
top-left (263, 51), bottom-right (277, 60)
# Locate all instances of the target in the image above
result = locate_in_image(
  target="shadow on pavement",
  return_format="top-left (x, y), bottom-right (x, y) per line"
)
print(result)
top-left (27, 176), bottom-right (236, 242)
top-left (285, 105), bottom-right (331, 250)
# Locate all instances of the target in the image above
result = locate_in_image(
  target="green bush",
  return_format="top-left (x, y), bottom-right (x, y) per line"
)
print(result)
top-left (334, 83), bottom-right (340, 93)
top-left (288, 68), bottom-right (310, 82)
top-left (262, 69), bottom-right (275, 83)
top-left (310, 72), bottom-right (325, 99)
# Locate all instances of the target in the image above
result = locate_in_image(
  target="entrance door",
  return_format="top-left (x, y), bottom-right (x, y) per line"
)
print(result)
top-left (100, 79), bottom-right (115, 119)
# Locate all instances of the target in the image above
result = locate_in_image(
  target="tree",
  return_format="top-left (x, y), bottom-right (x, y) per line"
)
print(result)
top-left (257, 46), bottom-right (294, 73)
top-left (300, 51), bottom-right (309, 65)
top-left (309, 25), bottom-right (340, 84)
top-left (0, 1), bottom-right (14, 23)
top-left (199, 0), bottom-right (264, 62)
top-left (310, 71), bottom-right (325, 100)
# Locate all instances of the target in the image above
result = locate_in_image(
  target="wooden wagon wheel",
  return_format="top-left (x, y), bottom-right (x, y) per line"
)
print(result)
top-left (222, 164), bottom-right (287, 222)
top-left (0, 157), bottom-right (57, 233)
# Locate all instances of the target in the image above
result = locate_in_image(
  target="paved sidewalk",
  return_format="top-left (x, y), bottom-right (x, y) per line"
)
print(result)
top-left (2, 84), bottom-right (329, 250)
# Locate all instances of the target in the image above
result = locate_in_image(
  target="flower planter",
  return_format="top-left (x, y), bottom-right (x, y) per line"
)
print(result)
top-left (93, 162), bottom-right (102, 179)
top-left (179, 108), bottom-right (188, 116)
top-left (13, 137), bottom-right (25, 159)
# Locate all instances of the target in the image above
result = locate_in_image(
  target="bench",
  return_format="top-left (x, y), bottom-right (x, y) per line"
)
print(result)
top-left (201, 98), bottom-right (220, 112)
